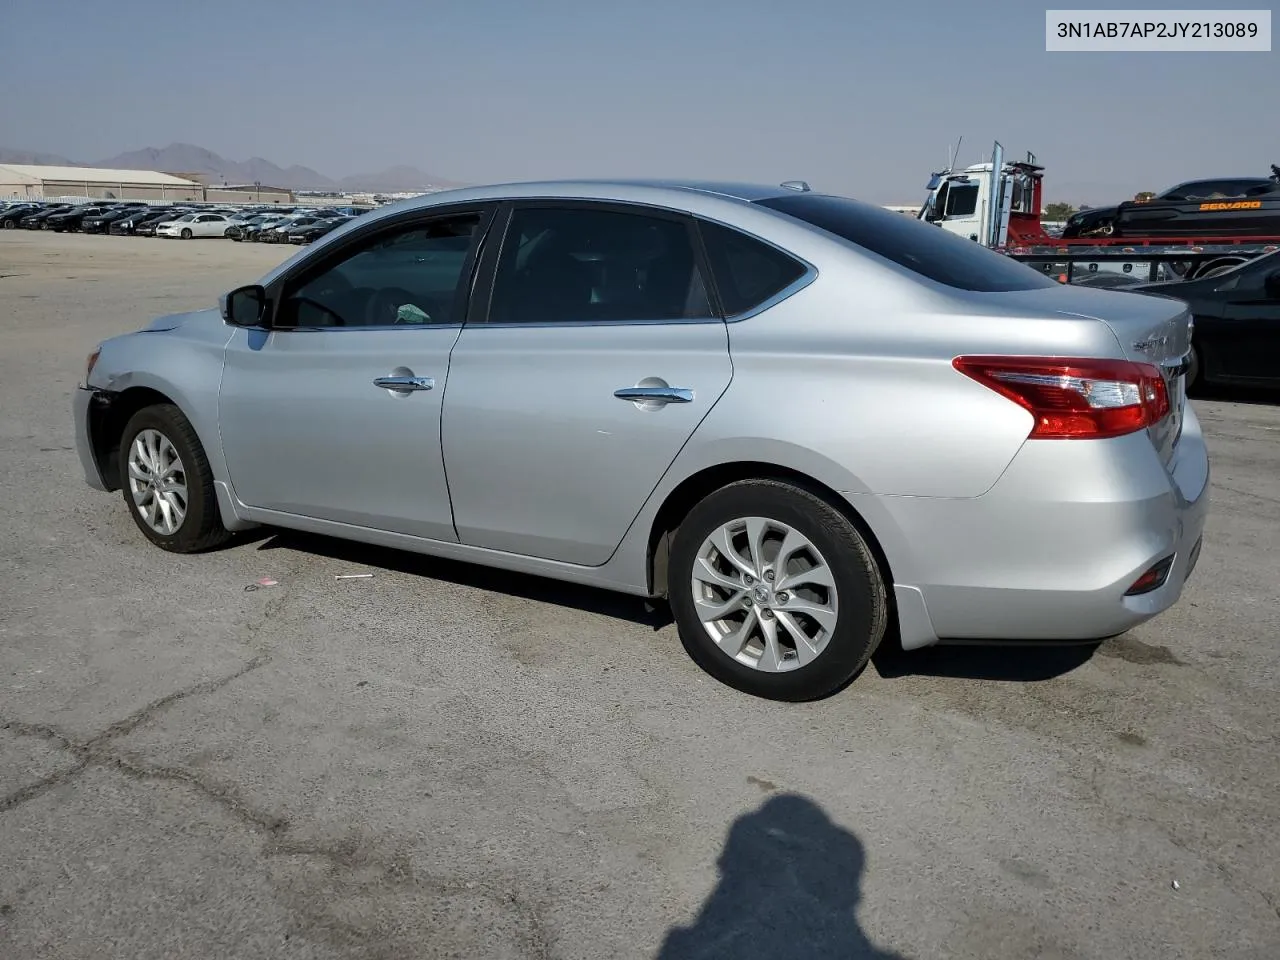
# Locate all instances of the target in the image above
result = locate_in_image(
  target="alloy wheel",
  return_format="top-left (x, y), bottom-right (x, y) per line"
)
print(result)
top-left (691, 516), bottom-right (838, 672)
top-left (127, 429), bottom-right (188, 535)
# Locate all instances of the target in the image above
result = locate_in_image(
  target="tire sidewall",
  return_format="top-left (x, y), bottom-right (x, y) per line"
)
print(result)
top-left (119, 406), bottom-right (216, 552)
top-left (669, 481), bottom-right (886, 701)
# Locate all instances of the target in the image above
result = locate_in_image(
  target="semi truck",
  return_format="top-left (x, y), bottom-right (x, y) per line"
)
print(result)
top-left (919, 142), bottom-right (1280, 283)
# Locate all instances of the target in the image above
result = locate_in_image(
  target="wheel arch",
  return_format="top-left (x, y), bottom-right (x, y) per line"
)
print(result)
top-left (645, 461), bottom-right (898, 609)
top-left (88, 385), bottom-right (181, 491)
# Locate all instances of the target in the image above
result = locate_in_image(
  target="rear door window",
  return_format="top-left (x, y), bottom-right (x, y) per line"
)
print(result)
top-left (487, 204), bottom-right (712, 324)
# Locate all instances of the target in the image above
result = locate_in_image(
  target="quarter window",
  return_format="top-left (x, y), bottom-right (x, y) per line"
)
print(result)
top-left (697, 220), bottom-right (807, 316)
top-left (487, 206), bottom-right (711, 324)
top-left (281, 213), bottom-right (482, 328)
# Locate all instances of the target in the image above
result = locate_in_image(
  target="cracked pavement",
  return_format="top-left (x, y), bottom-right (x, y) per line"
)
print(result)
top-left (2, 232), bottom-right (1279, 959)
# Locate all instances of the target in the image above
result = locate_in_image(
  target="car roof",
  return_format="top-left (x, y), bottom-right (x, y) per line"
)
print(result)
top-left (379, 178), bottom-right (801, 212)
top-left (318, 179), bottom-right (807, 240)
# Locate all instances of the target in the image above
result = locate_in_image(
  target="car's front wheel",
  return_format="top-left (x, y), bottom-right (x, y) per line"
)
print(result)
top-left (119, 404), bottom-right (231, 553)
top-left (180, 228), bottom-right (192, 239)
top-left (669, 479), bottom-right (888, 701)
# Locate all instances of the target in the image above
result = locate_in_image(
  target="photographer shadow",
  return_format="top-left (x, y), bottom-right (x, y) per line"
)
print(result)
top-left (658, 793), bottom-right (908, 960)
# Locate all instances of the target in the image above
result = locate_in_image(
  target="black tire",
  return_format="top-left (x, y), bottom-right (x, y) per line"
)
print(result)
top-left (1191, 258), bottom-right (1245, 280)
top-left (668, 479), bottom-right (888, 701)
top-left (180, 227), bottom-right (192, 239)
top-left (2, 220), bottom-right (15, 229)
top-left (119, 404), bottom-right (231, 553)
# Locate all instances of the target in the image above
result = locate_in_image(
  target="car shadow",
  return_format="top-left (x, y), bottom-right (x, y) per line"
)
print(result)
top-left (871, 640), bottom-right (1097, 682)
top-left (657, 793), bottom-right (910, 959)
top-left (239, 528), bottom-right (1097, 680)
top-left (249, 528), bottom-right (675, 630)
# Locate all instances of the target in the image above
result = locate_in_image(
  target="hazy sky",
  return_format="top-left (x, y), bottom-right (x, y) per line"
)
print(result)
top-left (1, 0), bottom-right (1275, 204)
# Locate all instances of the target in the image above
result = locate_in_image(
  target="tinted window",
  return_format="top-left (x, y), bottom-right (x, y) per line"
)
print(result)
top-left (488, 206), bottom-right (711, 324)
top-left (944, 182), bottom-right (980, 217)
top-left (757, 193), bottom-right (1058, 292)
top-left (283, 213), bottom-right (482, 328)
top-left (698, 219), bottom-right (806, 316)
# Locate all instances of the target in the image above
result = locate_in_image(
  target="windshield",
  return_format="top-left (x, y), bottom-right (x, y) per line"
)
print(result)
top-left (757, 193), bottom-right (1059, 292)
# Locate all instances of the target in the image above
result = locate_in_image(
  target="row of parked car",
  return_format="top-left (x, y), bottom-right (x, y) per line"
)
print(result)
top-left (0, 199), bottom-right (362, 245)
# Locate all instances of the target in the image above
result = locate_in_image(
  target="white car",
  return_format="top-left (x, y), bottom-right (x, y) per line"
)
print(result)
top-left (155, 213), bottom-right (233, 239)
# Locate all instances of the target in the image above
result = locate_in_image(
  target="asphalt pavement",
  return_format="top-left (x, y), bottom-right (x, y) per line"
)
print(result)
top-left (2, 231), bottom-right (1277, 960)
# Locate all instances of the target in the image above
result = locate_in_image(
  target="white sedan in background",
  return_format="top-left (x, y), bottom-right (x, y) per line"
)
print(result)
top-left (155, 213), bottom-right (233, 239)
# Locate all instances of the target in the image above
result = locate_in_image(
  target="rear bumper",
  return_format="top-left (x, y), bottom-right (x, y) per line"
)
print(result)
top-left (858, 406), bottom-right (1211, 649)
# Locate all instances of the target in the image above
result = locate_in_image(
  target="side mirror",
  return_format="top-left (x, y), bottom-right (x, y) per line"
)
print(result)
top-left (1266, 269), bottom-right (1280, 299)
top-left (220, 284), bottom-right (267, 327)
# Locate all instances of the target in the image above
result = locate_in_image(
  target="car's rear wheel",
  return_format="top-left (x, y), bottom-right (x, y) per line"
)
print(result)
top-left (1191, 258), bottom-right (1246, 280)
top-left (668, 480), bottom-right (888, 701)
top-left (119, 404), bottom-right (231, 553)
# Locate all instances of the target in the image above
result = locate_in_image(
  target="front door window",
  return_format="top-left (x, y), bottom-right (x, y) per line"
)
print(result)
top-left (282, 214), bottom-right (483, 328)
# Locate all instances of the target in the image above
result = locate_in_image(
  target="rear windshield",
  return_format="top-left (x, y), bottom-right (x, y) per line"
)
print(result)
top-left (756, 193), bottom-right (1058, 292)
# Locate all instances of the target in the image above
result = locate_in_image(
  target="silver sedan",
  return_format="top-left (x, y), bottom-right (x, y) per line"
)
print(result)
top-left (73, 179), bottom-right (1209, 701)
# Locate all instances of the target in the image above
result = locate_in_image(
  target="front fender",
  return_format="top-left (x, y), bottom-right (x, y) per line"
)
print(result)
top-left (89, 319), bottom-right (235, 491)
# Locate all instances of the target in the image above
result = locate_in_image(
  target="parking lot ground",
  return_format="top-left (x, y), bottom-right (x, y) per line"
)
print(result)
top-left (2, 231), bottom-right (1278, 960)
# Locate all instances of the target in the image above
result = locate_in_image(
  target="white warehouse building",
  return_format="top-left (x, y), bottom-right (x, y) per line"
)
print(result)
top-left (0, 163), bottom-right (203, 202)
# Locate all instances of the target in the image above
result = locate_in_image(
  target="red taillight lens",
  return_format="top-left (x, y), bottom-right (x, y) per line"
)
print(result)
top-left (952, 356), bottom-right (1170, 439)
top-left (1125, 554), bottom-right (1175, 595)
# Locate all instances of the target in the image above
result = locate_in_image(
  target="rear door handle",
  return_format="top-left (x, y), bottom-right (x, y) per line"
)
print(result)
top-left (613, 386), bottom-right (693, 403)
top-left (374, 376), bottom-right (434, 392)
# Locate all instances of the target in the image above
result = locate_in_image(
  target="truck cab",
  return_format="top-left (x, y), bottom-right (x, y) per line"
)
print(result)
top-left (919, 144), bottom-right (1047, 248)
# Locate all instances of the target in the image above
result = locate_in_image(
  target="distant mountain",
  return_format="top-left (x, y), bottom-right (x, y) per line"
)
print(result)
top-left (0, 148), bottom-right (79, 166)
top-left (94, 143), bottom-right (346, 191)
top-left (0, 142), bottom-right (459, 193)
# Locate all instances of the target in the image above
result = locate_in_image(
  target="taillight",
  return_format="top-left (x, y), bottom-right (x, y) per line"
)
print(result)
top-left (952, 356), bottom-right (1170, 440)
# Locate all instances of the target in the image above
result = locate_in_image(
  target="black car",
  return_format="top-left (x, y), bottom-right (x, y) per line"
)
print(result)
top-left (1126, 249), bottom-right (1280, 389)
top-left (19, 204), bottom-right (75, 229)
top-left (1, 202), bottom-right (42, 228)
top-left (1063, 167), bottom-right (1280, 239)
top-left (44, 205), bottom-right (117, 232)
top-left (81, 205), bottom-right (150, 234)
top-left (110, 208), bottom-right (170, 235)
top-left (133, 210), bottom-right (191, 236)
top-left (286, 216), bottom-right (350, 244)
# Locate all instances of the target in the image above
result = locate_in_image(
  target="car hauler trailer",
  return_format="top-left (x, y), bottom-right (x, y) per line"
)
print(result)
top-left (919, 142), bottom-right (1280, 282)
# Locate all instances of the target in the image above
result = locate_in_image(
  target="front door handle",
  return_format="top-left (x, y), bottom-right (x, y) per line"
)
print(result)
top-left (374, 375), bottom-right (434, 392)
top-left (613, 386), bottom-right (694, 404)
